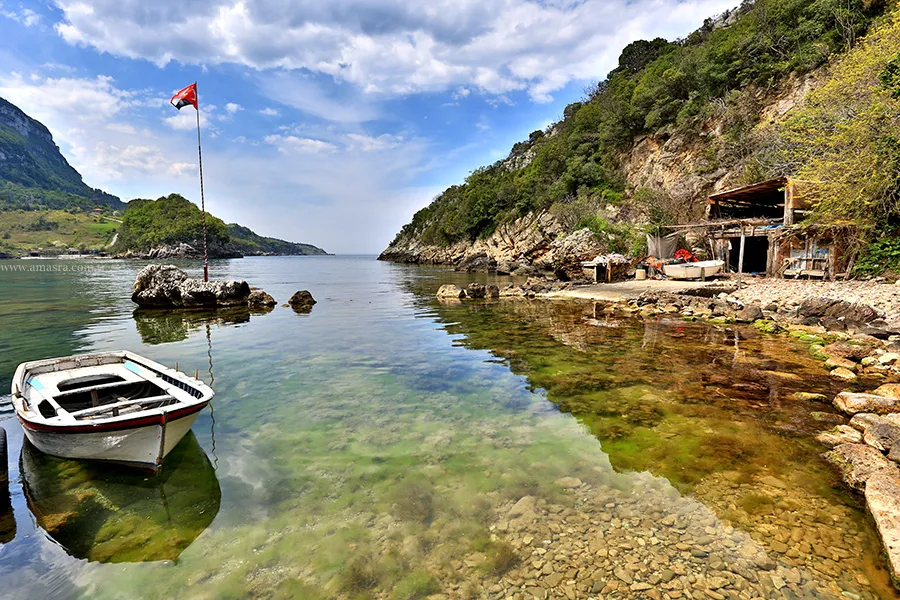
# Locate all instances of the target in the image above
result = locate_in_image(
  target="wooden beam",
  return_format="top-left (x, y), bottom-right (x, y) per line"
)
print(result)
top-left (737, 225), bottom-right (746, 288)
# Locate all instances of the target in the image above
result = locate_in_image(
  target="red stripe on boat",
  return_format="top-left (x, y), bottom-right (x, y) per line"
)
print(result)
top-left (18, 401), bottom-right (209, 434)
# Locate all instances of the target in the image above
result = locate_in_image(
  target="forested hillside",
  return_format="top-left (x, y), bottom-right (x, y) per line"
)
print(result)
top-left (384, 0), bottom-right (896, 271)
top-left (0, 97), bottom-right (122, 211)
top-left (227, 224), bottom-right (328, 256)
top-left (115, 194), bottom-right (327, 257)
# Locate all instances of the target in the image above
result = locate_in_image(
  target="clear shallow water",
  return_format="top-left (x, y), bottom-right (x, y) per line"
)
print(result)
top-left (0, 256), bottom-right (895, 599)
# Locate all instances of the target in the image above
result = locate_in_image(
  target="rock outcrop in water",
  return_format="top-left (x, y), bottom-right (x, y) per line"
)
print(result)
top-left (131, 264), bottom-right (251, 308)
top-left (288, 290), bottom-right (316, 312)
top-left (247, 290), bottom-right (277, 310)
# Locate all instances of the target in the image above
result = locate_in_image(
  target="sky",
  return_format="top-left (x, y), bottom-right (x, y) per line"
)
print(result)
top-left (0, 0), bottom-right (736, 254)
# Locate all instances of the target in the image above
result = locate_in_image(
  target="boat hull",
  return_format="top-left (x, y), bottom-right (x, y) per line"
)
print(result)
top-left (662, 260), bottom-right (725, 280)
top-left (19, 403), bottom-right (206, 470)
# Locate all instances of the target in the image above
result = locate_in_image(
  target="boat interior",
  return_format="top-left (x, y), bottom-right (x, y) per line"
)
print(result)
top-left (51, 377), bottom-right (175, 419)
top-left (27, 360), bottom-right (193, 421)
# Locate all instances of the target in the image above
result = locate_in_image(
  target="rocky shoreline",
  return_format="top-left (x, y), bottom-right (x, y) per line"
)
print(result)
top-left (115, 241), bottom-right (243, 260)
top-left (380, 213), bottom-right (607, 281)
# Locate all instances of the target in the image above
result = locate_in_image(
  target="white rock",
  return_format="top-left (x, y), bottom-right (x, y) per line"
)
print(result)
top-left (880, 353), bottom-right (900, 365)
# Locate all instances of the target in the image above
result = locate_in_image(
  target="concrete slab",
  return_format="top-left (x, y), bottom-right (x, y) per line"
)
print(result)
top-left (546, 280), bottom-right (730, 303)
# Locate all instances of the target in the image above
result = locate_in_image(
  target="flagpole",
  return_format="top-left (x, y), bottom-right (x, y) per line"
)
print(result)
top-left (194, 80), bottom-right (209, 282)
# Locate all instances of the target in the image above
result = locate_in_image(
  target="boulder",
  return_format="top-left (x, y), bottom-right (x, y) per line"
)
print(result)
top-left (835, 392), bottom-right (900, 415)
top-left (850, 413), bottom-right (885, 432)
top-left (864, 470), bottom-right (900, 580)
top-left (799, 297), bottom-right (837, 318)
top-left (500, 285), bottom-right (531, 298)
top-left (825, 356), bottom-right (857, 372)
top-left (874, 384), bottom-right (900, 400)
top-left (737, 304), bottom-right (764, 322)
top-left (865, 421), bottom-right (900, 452)
top-left (824, 443), bottom-right (900, 491)
top-left (794, 392), bottom-right (829, 403)
top-left (880, 353), bottom-right (900, 366)
top-left (508, 496), bottom-right (537, 519)
top-left (247, 291), bottom-right (277, 310)
top-left (829, 367), bottom-right (857, 381)
top-left (822, 342), bottom-right (874, 361)
top-left (288, 290), bottom-right (316, 311)
top-left (484, 284), bottom-right (500, 298)
top-left (131, 264), bottom-right (251, 308)
top-left (457, 253), bottom-right (496, 273)
top-left (816, 425), bottom-right (862, 448)
top-left (436, 284), bottom-right (466, 299)
top-left (466, 283), bottom-right (486, 299)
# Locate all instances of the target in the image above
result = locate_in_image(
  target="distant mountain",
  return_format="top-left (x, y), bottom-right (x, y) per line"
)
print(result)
top-left (0, 96), bottom-right (123, 211)
top-left (227, 223), bottom-right (328, 256)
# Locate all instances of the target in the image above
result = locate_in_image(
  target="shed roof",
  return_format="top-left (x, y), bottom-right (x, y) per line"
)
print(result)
top-left (708, 177), bottom-right (788, 205)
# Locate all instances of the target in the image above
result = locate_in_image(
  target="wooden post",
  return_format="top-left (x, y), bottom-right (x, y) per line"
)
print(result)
top-left (737, 225), bottom-right (746, 288)
top-left (784, 179), bottom-right (793, 226)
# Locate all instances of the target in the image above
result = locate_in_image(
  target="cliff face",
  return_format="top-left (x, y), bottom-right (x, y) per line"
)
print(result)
top-left (621, 72), bottom-right (822, 201)
top-left (0, 96), bottom-right (122, 210)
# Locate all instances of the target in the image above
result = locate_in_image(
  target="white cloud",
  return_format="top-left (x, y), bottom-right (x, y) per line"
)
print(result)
top-left (345, 133), bottom-right (403, 152)
top-left (259, 107), bottom-right (279, 116)
top-left (2, 6), bottom-right (41, 27)
top-left (51, 0), bottom-right (738, 102)
top-left (264, 134), bottom-right (337, 154)
top-left (225, 102), bottom-right (242, 114)
top-left (164, 107), bottom-right (211, 130)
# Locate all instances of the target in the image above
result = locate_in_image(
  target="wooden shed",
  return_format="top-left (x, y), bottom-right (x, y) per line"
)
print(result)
top-left (688, 178), bottom-right (849, 278)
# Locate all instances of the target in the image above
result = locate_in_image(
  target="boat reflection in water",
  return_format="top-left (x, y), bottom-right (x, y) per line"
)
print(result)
top-left (20, 431), bottom-right (220, 563)
top-left (0, 475), bottom-right (13, 545)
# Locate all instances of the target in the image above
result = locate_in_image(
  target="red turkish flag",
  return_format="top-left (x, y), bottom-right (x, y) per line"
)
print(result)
top-left (170, 83), bottom-right (198, 110)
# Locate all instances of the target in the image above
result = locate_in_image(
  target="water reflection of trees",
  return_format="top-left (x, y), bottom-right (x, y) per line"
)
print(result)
top-left (20, 431), bottom-right (220, 563)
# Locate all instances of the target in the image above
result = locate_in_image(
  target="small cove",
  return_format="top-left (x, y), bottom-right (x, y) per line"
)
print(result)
top-left (0, 256), bottom-right (895, 599)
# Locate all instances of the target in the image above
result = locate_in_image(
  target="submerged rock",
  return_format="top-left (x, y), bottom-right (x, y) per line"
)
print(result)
top-left (795, 392), bottom-right (829, 403)
top-left (436, 284), bottom-right (466, 299)
top-left (131, 264), bottom-right (251, 308)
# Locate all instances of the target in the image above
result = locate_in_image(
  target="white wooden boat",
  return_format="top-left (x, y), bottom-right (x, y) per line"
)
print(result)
top-left (662, 260), bottom-right (725, 280)
top-left (11, 351), bottom-right (213, 472)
